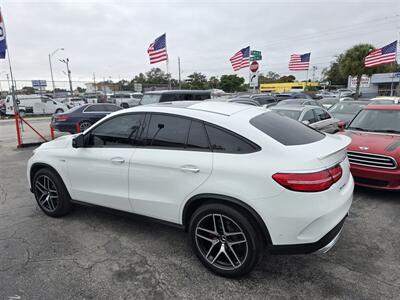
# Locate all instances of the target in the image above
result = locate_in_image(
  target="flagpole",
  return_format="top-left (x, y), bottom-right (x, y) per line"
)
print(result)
top-left (164, 33), bottom-right (171, 90)
top-left (2, 8), bottom-right (22, 146)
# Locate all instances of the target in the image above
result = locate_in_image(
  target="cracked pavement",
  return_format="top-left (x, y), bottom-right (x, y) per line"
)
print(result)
top-left (1, 118), bottom-right (400, 299)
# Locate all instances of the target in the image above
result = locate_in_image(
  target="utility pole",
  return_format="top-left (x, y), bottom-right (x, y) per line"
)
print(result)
top-left (6, 74), bottom-right (10, 92)
top-left (59, 58), bottom-right (73, 96)
top-left (48, 48), bottom-right (64, 97)
top-left (312, 66), bottom-right (317, 82)
top-left (178, 57), bottom-right (181, 89)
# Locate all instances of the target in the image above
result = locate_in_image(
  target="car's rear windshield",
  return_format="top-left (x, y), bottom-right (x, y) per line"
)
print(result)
top-left (141, 94), bottom-right (161, 105)
top-left (250, 112), bottom-right (325, 146)
top-left (271, 109), bottom-right (301, 120)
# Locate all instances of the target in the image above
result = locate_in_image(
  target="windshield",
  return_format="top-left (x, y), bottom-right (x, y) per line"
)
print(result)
top-left (371, 99), bottom-right (395, 105)
top-left (272, 109), bottom-right (301, 120)
top-left (348, 109), bottom-right (400, 133)
top-left (277, 100), bottom-right (305, 106)
top-left (141, 94), bottom-right (161, 105)
top-left (329, 103), bottom-right (365, 114)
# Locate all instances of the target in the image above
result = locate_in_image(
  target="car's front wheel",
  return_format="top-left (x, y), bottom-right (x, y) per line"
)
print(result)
top-left (189, 203), bottom-right (263, 277)
top-left (33, 168), bottom-right (72, 217)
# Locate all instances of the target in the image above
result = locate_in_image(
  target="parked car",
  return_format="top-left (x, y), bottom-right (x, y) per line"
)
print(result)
top-left (29, 101), bottom-right (353, 277)
top-left (276, 98), bottom-right (324, 107)
top-left (316, 91), bottom-right (338, 99)
top-left (140, 90), bottom-right (211, 105)
top-left (328, 101), bottom-right (368, 125)
top-left (270, 105), bottom-right (341, 133)
top-left (227, 98), bottom-right (260, 106)
top-left (319, 97), bottom-right (340, 109)
top-left (341, 105), bottom-right (400, 190)
top-left (110, 92), bottom-right (143, 108)
top-left (58, 97), bottom-right (87, 108)
top-left (250, 95), bottom-right (278, 107)
top-left (50, 103), bottom-right (121, 133)
top-left (370, 96), bottom-right (400, 105)
top-left (275, 93), bottom-right (313, 101)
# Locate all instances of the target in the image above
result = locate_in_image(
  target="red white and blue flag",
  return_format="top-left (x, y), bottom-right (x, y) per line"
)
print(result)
top-left (289, 53), bottom-right (311, 71)
top-left (0, 9), bottom-right (7, 59)
top-left (230, 47), bottom-right (250, 71)
top-left (147, 33), bottom-right (168, 64)
top-left (365, 41), bottom-right (397, 68)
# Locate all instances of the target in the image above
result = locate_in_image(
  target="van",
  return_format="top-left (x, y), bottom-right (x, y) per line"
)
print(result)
top-left (139, 90), bottom-right (211, 105)
top-left (5, 95), bottom-right (68, 116)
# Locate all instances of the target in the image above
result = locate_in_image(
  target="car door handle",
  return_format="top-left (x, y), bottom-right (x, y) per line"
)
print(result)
top-left (111, 157), bottom-right (125, 164)
top-left (180, 166), bottom-right (200, 173)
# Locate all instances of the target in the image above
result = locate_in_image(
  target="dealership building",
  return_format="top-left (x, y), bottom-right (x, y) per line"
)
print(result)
top-left (347, 72), bottom-right (400, 98)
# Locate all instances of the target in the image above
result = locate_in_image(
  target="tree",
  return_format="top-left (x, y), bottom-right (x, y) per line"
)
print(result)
top-left (184, 72), bottom-right (208, 89)
top-left (208, 76), bottom-right (220, 89)
top-left (219, 74), bottom-right (246, 92)
top-left (278, 75), bottom-right (296, 83)
top-left (339, 44), bottom-right (376, 99)
top-left (145, 68), bottom-right (169, 84)
top-left (259, 71), bottom-right (280, 84)
top-left (76, 86), bottom-right (86, 93)
top-left (21, 86), bottom-right (35, 94)
top-left (321, 54), bottom-right (347, 86)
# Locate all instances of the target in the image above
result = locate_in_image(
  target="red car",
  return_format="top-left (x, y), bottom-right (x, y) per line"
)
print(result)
top-left (340, 105), bottom-right (400, 190)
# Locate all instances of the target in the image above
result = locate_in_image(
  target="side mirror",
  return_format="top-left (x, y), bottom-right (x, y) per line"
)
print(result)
top-left (302, 120), bottom-right (310, 125)
top-left (72, 134), bottom-right (85, 148)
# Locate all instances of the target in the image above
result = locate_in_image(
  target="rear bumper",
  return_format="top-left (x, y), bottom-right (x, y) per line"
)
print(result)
top-left (51, 122), bottom-right (76, 133)
top-left (269, 215), bottom-right (347, 255)
top-left (351, 164), bottom-right (400, 190)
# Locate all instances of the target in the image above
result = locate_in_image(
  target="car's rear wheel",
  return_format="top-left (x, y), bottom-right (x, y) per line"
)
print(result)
top-left (189, 203), bottom-right (263, 277)
top-left (121, 103), bottom-right (129, 109)
top-left (79, 121), bottom-right (92, 132)
top-left (33, 168), bottom-right (72, 217)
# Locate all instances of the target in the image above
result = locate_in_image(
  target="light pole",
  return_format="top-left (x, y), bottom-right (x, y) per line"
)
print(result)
top-left (59, 58), bottom-right (73, 96)
top-left (48, 48), bottom-right (64, 97)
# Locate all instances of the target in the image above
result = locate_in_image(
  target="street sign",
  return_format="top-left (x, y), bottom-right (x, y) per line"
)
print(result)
top-left (134, 83), bottom-right (142, 92)
top-left (32, 80), bottom-right (47, 87)
top-left (249, 72), bottom-right (259, 87)
top-left (250, 61), bottom-right (259, 73)
top-left (250, 49), bottom-right (262, 61)
top-left (394, 72), bottom-right (400, 78)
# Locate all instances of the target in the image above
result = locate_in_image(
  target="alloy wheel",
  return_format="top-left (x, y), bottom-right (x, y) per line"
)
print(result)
top-left (79, 121), bottom-right (91, 132)
top-left (195, 213), bottom-right (248, 270)
top-left (34, 175), bottom-right (59, 213)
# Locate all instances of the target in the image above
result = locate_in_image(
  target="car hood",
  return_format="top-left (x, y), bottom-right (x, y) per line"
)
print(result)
top-left (340, 130), bottom-right (400, 157)
top-left (35, 134), bottom-right (75, 151)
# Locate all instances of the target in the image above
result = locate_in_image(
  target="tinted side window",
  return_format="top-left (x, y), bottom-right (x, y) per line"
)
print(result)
top-left (186, 121), bottom-right (210, 150)
top-left (160, 94), bottom-right (177, 102)
top-left (144, 114), bottom-right (190, 149)
top-left (314, 108), bottom-right (331, 121)
top-left (85, 105), bottom-right (106, 112)
top-left (88, 114), bottom-right (145, 147)
top-left (302, 109), bottom-right (318, 124)
top-left (104, 105), bottom-right (121, 112)
top-left (250, 112), bottom-right (325, 146)
top-left (205, 125), bottom-right (258, 154)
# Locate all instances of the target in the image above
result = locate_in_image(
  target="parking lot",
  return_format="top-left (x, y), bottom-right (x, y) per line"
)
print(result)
top-left (0, 118), bottom-right (399, 299)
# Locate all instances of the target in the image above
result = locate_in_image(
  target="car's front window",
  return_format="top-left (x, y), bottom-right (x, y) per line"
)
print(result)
top-left (348, 109), bottom-right (400, 133)
top-left (141, 94), bottom-right (161, 105)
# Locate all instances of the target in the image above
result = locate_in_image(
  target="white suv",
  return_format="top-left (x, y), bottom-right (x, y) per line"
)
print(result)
top-left (27, 101), bottom-right (353, 277)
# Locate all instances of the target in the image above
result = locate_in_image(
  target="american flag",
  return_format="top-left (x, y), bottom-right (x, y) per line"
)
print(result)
top-left (147, 33), bottom-right (168, 64)
top-left (230, 47), bottom-right (250, 71)
top-left (365, 41), bottom-right (397, 68)
top-left (288, 53), bottom-right (311, 71)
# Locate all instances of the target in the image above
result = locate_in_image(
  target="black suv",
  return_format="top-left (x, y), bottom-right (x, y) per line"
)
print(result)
top-left (140, 90), bottom-right (211, 105)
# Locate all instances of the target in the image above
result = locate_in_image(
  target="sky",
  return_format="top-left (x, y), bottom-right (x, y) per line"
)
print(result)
top-left (1, 0), bottom-right (400, 87)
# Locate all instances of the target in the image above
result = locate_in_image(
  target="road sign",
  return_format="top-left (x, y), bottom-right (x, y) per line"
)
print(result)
top-left (250, 61), bottom-right (259, 73)
top-left (134, 83), bottom-right (142, 92)
top-left (32, 80), bottom-right (47, 87)
top-left (249, 72), bottom-right (259, 87)
top-left (250, 50), bottom-right (262, 61)
top-left (393, 72), bottom-right (400, 78)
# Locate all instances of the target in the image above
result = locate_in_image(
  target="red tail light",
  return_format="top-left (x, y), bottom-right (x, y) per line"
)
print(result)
top-left (55, 115), bottom-right (69, 121)
top-left (272, 164), bottom-right (343, 192)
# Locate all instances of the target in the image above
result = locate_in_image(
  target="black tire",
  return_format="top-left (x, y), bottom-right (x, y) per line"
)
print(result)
top-left (55, 109), bottom-right (64, 114)
top-left (79, 121), bottom-right (92, 132)
top-left (121, 103), bottom-right (129, 109)
top-left (32, 168), bottom-right (72, 217)
top-left (189, 203), bottom-right (263, 277)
